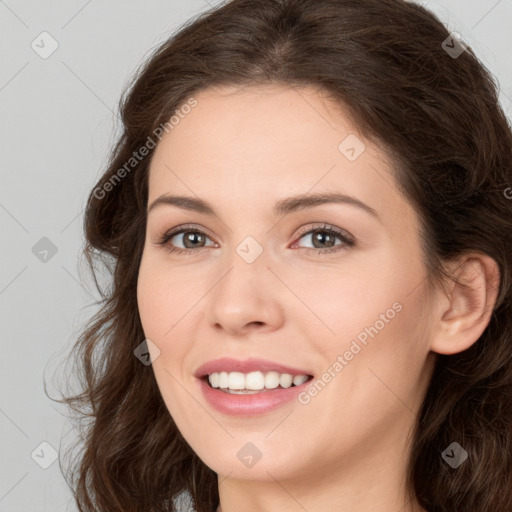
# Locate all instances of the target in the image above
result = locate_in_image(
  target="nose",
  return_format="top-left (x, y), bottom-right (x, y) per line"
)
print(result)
top-left (205, 244), bottom-right (285, 336)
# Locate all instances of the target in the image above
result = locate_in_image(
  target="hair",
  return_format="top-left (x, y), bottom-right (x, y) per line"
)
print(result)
top-left (51, 0), bottom-right (512, 510)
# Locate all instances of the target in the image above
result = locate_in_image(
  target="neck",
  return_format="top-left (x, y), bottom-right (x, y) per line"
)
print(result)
top-left (216, 474), bottom-right (426, 512)
top-left (215, 427), bottom-right (426, 512)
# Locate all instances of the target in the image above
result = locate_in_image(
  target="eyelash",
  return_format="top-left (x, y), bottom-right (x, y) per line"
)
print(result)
top-left (155, 223), bottom-right (356, 256)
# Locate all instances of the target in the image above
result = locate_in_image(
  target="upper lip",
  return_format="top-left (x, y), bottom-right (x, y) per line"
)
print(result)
top-left (194, 357), bottom-right (313, 378)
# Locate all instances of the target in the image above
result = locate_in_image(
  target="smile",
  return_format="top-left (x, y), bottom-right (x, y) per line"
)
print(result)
top-left (207, 371), bottom-right (309, 393)
top-left (195, 357), bottom-right (314, 416)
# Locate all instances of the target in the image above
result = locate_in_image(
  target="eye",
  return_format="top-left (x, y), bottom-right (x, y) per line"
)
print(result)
top-left (156, 224), bottom-right (217, 255)
top-left (291, 223), bottom-right (355, 255)
top-left (155, 222), bottom-right (355, 256)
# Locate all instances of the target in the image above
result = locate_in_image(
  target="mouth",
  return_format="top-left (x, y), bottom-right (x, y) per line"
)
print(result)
top-left (201, 371), bottom-right (314, 394)
top-left (194, 358), bottom-right (315, 414)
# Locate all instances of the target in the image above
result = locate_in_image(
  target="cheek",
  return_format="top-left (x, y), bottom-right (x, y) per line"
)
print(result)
top-left (293, 263), bottom-right (409, 354)
top-left (319, 280), bottom-right (432, 423)
top-left (137, 260), bottom-right (195, 425)
top-left (137, 265), bottom-right (164, 339)
top-left (136, 255), bottom-right (190, 339)
top-left (306, 251), bottom-right (430, 393)
top-left (136, 256), bottom-right (204, 387)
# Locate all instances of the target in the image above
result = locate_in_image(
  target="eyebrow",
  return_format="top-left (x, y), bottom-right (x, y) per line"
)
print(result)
top-left (147, 192), bottom-right (379, 220)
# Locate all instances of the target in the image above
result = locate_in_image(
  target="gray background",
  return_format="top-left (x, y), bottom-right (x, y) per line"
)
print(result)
top-left (1, 1), bottom-right (511, 510)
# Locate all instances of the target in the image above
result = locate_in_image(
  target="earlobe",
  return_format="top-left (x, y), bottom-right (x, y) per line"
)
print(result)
top-left (429, 253), bottom-right (500, 355)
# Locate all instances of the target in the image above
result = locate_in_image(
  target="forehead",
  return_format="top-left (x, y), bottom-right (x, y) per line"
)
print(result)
top-left (147, 84), bottom-right (411, 224)
top-left (159, 83), bottom-right (360, 165)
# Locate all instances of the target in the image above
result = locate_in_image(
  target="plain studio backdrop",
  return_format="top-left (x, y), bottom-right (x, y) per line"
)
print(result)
top-left (1, 1), bottom-right (511, 511)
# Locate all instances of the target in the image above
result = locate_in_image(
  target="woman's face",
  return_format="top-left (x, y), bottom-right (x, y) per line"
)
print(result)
top-left (137, 84), bottom-right (437, 485)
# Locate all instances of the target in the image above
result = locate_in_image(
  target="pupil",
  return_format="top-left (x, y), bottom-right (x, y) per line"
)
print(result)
top-left (181, 230), bottom-right (336, 250)
top-left (313, 230), bottom-right (334, 248)
top-left (184, 232), bottom-right (203, 248)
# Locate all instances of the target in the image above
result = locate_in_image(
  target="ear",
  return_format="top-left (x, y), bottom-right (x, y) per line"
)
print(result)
top-left (429, 253), bottom-right (500, 355)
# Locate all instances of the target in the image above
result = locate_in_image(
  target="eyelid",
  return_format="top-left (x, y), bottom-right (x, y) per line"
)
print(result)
top-left (292, 223), bottom-right (355, 244)
top-left (154, 223), bottom-right (218, 250)
top-left (155, 222), bottom-right (355, 254)
top-left (156, 223), bottom-right (216, 243)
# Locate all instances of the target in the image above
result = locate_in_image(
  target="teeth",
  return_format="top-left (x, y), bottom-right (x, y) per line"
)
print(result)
top-left (207, 371), bottom-right (310, 391)
top-left (246, 371), bottom-right (265, 390)
top-left (280, 373), bottom-right (293, 388)
top-left (219, 371), bottom-right (229, 388)
top-left (209, 372), bottom-right (220, 388)
top-left (228, 372), bottom-right (245, 390)
top-left (293, 374), bottom-right (308, 386)
top-left (264, 371), bottom-right (280, 389)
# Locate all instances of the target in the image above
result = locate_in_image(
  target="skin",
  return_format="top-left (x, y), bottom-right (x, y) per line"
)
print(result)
top-left (136, 84), bottom-right (499, 512)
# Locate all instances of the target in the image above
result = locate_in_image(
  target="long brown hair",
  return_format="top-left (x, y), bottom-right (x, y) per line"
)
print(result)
top-left (51, 0), bottom-right (512, 510)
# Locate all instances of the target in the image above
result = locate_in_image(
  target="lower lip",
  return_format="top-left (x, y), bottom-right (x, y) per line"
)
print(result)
top-left (197, 377), bottom-right (311, 416)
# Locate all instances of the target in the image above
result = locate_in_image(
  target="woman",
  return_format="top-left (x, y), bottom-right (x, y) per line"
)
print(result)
top-left (55, 0), bottom-right (512, 510)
